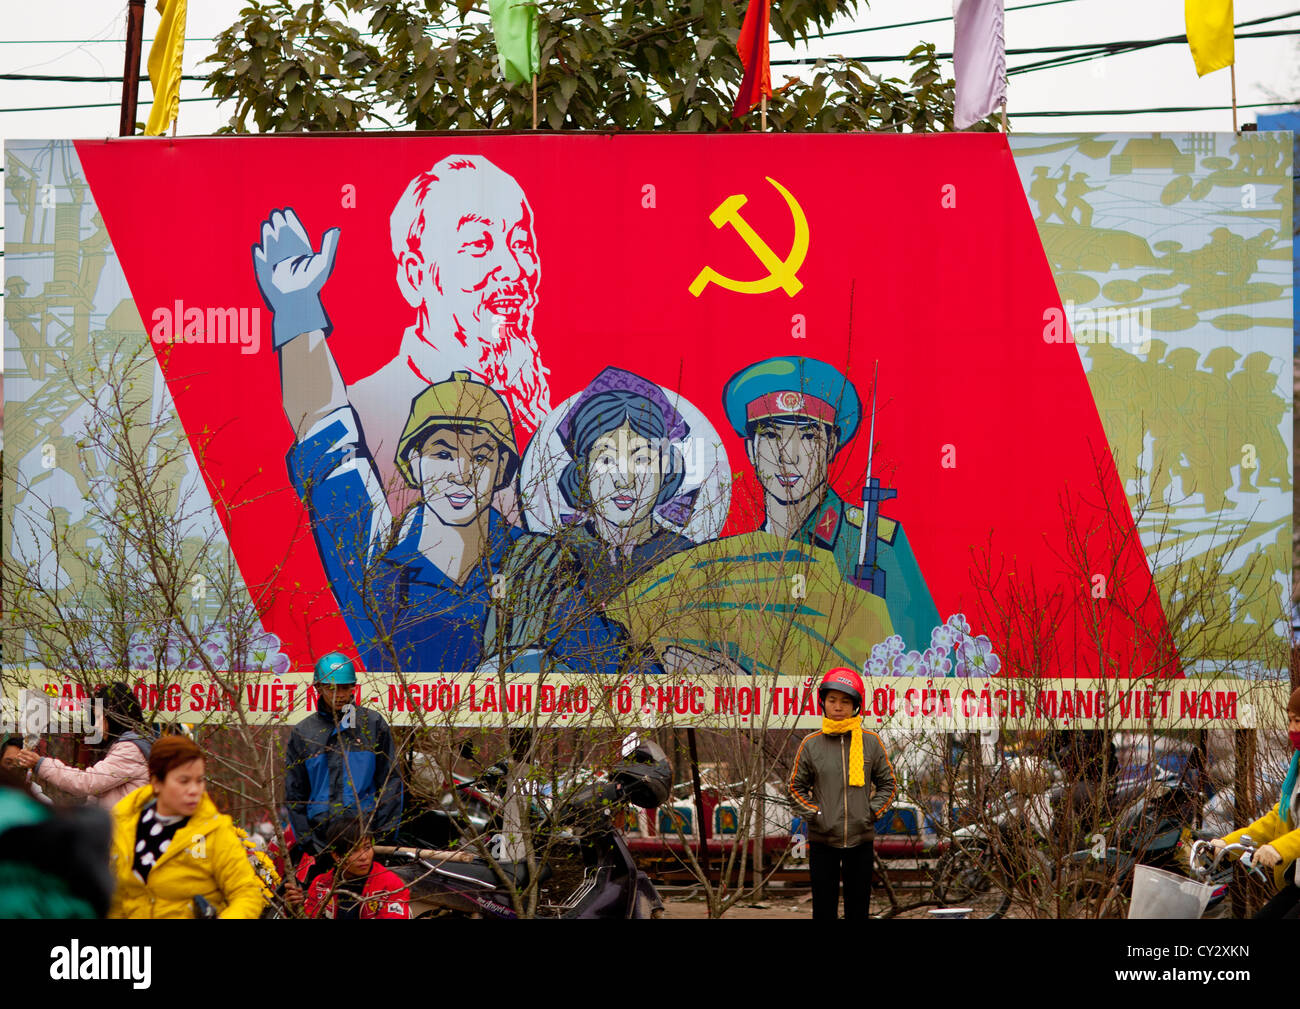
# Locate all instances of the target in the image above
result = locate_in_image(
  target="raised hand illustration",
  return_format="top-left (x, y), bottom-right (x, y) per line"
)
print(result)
top-left (252, 208), bottom-right (341, 348)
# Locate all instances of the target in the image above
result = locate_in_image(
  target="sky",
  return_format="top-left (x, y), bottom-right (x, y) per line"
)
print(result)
top-left (0, 0), bottom-right (1297, 139)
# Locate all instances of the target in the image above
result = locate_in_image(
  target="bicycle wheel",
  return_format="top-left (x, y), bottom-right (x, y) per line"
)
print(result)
top-left (1055, 862), bottom-right (1129, 919)
top-left (933, 844), bottom-right (1012, 919)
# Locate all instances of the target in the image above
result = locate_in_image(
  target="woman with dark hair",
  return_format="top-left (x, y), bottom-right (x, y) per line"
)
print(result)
top-left (13, 682), bottom-right (153, 809)
top-left (483, 368), bottom-right (693, 674)
top-left (554, 380), bottom-right (694, 585)
top-left (108, 733), bottom-right (264, 919)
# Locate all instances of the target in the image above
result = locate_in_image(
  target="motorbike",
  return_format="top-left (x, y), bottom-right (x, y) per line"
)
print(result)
top-left (933, 756), bottom-right (1062, 919)
top-left (1056, 764), bottom-right (1216, 918)
top-left (378, 738), bottom-right (672, 919)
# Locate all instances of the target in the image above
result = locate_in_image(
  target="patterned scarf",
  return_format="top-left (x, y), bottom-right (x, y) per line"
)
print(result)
top-left (133, 801), bottom-right (188, 881)
top-left (821, 715), bottom-right (865, 787)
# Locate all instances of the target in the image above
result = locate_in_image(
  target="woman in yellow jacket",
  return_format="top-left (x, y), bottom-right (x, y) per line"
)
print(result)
top-left (108, 734), bottom-right (265, 919)
top-left (1211, 686), bottom-right (1300, 919)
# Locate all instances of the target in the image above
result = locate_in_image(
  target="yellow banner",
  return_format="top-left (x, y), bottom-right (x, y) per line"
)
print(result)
top-left (3, 671), bottom-right (1287, 731)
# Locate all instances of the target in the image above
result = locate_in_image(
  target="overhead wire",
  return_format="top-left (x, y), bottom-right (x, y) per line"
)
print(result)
top-left (2, 97), bottom-right (1295, 117)
top-left (11, 25), bottom-right (1298, 83)
top-left (769, 0), bottom-right (1084, 43)
top-left (2, 7), bottom-right (1297, 120)
top-left (773, 23), bottom-right (1300, 67)
top-left (0, 0), bottom-right (1084, 46)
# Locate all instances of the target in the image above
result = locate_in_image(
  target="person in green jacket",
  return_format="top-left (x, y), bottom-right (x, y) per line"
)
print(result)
top-left (788, 667), bottom-right (897, 920)
top-left (1210, 685), bottom-right (1300, 919)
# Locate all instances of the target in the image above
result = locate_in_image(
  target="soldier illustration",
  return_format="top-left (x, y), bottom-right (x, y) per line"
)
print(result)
top-left (1164, 347), bottom-right (1231, 512)
top-left (257, 208), bottom-right (524, 673)
top-left (1085, 344), bottom-right (1144, 486)
top-left (1061, 171), bottom-right (1100, 227)
top-left (1136, 339), bottom-right (1178, 503)
top-left (1232, 352), bottom-right (1291, 493)
top-left (1029, 166), bottom-right (1069, 226)
top-left (1229, 136), bottom-right (1268, 177)
top-left (1179, 229), bottom-right (1255, 310)
top-left (722, 356), bottom-right (940, 652)
top-left (1202, 346), bottom-right (1241, 383)
top-left (1201, 346), bottom-right (1242, 496)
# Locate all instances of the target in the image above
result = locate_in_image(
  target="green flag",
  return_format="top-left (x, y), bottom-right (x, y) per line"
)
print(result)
top-left (488, 0), bottom-right (539, 85)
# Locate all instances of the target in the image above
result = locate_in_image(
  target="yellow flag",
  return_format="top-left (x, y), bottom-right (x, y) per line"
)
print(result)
top-left (145, 0), bottom-right (188, 135)
top-left (1185, 0), bottom-right (1234, 77)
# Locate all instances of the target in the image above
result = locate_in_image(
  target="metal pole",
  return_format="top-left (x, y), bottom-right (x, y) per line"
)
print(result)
top-left (119, 0), bottom-right (147, 137)
top-left (687, 728), bottom-right (709, 876)
top-left (752, 740), bottom-right (765, 898)
top-left (1230, 64), bottom-right (1238, 132)
top-left (1231, 728), bottom-right (1254, 918)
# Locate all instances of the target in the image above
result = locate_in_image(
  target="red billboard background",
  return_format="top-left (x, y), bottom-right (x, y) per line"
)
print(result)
top-left (75, 133), bottom-right (1172, 678)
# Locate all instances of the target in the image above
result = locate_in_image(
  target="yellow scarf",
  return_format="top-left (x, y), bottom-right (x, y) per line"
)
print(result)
top-left (821, 715), bottom-right (865, 787)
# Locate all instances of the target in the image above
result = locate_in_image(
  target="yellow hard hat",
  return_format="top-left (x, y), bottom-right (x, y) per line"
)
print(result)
top-left (394, 371), bottom-right (519, 488)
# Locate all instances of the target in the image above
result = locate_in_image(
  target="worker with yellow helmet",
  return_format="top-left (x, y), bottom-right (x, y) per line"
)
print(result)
top-left (260, 205), bottom-right (523, 672)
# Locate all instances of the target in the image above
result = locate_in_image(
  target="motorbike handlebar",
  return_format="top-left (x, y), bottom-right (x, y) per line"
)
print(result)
top-left (1189, 835), bottom-right (1267, 882)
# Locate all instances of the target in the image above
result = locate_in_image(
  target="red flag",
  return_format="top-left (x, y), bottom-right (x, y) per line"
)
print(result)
top-left (732, 0), bottom-right (772, 118)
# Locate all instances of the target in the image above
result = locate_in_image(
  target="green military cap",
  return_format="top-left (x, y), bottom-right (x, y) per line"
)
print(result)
top-left (722, 356), bottom-right (861, 451)
top-left (395, 371), bottom-right (519, 488)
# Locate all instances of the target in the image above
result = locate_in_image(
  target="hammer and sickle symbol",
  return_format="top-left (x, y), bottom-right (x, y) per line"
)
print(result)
top-left (689, 177), bottom-right (810, 297)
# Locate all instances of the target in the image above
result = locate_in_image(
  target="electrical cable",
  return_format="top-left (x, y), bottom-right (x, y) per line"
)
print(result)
top-left (10, 25), bottom-right (1294, 82)
top-left (772, 25), bottom-right (1300, 66)
top-left (768, 0), bottom-right (1086, 43)
top-left (0, 96), bottom-right (218, 113)
top-left (1011, 101), bottom-right (1298, 116)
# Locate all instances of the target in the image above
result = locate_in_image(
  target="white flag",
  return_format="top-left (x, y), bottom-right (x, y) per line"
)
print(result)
top-left (953, 0), bottom-right (1007, 129)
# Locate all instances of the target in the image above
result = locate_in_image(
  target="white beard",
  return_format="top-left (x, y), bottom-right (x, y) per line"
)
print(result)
top-left (409, 312), bottom-right (552, 435)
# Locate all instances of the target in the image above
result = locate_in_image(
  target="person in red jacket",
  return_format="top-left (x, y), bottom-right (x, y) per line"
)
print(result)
top-left (286, 819), bottom-right (410, 920)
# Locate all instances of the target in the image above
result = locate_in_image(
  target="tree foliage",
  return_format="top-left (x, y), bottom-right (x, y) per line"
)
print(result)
top-left (206, 0), bottom-right (993, 133)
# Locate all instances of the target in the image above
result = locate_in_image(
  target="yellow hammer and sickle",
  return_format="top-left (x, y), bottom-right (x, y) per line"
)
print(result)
top-left (689, 177), bottom-right (810, 297)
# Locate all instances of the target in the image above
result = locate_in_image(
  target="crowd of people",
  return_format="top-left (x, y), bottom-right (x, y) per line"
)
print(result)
top-left (0, 654), bottom-right (410, 919)
top-left (1, 663), bottom-right (1298, 920)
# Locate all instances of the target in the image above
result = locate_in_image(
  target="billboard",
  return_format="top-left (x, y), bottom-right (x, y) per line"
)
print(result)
top-left (3, 133), bottom-right (1293, 729)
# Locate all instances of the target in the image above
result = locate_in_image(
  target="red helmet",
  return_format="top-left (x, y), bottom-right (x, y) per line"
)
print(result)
top-left (818, 668), bottom-right (865, 713)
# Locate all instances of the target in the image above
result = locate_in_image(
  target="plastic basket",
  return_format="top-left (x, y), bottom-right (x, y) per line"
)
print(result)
top-left (1128, 863), bottom-right (1216, 919)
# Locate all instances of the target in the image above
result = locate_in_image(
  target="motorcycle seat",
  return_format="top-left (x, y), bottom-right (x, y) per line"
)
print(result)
top-left (437, 858), bottom-right (555, 889)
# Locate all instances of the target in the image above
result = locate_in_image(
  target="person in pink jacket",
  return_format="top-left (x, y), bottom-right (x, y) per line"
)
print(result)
top-left (13, 683), bottom-right (153, 808)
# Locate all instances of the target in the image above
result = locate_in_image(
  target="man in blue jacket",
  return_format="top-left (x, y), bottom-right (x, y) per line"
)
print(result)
top-left (285, 653), bottom-right (403, 879)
